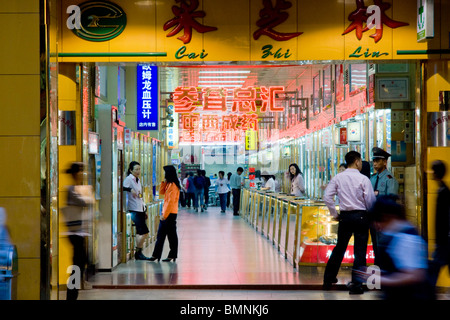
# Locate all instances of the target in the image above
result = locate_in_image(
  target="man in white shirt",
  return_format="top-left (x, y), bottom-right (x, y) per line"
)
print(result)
top-left (322, 151), bottom-right (376, 294)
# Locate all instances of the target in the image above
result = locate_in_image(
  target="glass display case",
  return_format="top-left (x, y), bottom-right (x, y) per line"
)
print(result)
top-left (242, 189), bottom-right (374, 267)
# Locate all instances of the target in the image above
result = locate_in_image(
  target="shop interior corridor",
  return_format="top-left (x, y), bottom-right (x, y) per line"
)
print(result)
top-left (86, 205), bottom-right (353, 289)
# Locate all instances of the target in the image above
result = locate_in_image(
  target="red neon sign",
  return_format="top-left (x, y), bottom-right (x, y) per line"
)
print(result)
top-left (173, 86), bottom-right (286, 114)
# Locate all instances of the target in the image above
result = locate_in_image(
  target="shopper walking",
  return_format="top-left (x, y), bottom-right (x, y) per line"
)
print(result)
top-left (427, 160), bottom-right (450, 295)
top-left (123, 161), bottom-right (152, 261)
top-left (215, 171), bottom-right (230, 213)
top-left (322, 151), bottom-right (376, 294)
top-left (193, 169), bottom-right (206, 212)
top-left (227, 172), bottom-right (233, 208)
top-left (230, 167), bottom-right (244, 216)
top-left (370, 195), bottom-right (432, 300)
top-left (62, 162), bottom-right (94, 300)
top-left (202, 170), bottom-right (211, 209)
top-left (185, 172), bottom-right (195, 209)
top-left (149, 165), bottom-right (180, 262)
top-left (287, 163), bottom-right (306, 197)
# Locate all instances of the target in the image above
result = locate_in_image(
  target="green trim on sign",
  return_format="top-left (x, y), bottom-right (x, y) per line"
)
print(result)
top-left (58, 52), bottom-right (167, 57)
top-left (397, 49), bottom-right (450, 55)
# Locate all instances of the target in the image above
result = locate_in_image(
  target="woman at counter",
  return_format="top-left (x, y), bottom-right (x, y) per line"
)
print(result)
top-left (288, 163), bottom-right (306, 197)
top-left (261, 171), bottom-right (276, 192)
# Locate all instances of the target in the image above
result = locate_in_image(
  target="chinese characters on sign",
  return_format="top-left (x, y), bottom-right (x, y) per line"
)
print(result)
top-left (163, 0), bottom-right (217, 44)
top-left (173, 85), bottom-right (286, 143)
top-left (137, 65), bottom-right (158, 130)
top-left (253, 0), bottom-right (302, 41)
top-left (343, 0), bottom-right (409, 43)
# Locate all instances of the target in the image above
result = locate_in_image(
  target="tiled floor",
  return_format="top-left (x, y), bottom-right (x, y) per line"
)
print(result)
top-left (88, 206), bottom-right (352, 289)
top-left (77, 206), bottom-right (448, 300)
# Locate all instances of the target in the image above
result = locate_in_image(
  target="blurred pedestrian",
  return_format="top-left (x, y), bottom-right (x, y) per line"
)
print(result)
top-left (178, 172), bottom-right (186, 207)
top-left (230, 167), bottom-right (244, 216)
top-left (123, 161), bottom-right (152, 261)
top-left (215, 171), bottom-right (230, 213)
top-left (370, 195), bottom-right (432, 300)
top-left (193, 169), bottom-right (206, 212)
top-left (202, 170), bottom-right (211, 209)
top-left (322, 151), bottom-right (376, 294)
top-left (62, 162), bottom-right (94, 300)
top-left (427, 160), bottom-right (450, 294)
top-left (0, 208), bottom-right (10, 244)
top-left (287, 163), bottom-right (305, 197)
top-left (369, 148), bottom-right (399, 267)
top-left (186, 172), bottom-right (196, 209)
top-left (227, 172), bottom-right (232, 208)
top-left (149, 165), bottom-right (181, 262)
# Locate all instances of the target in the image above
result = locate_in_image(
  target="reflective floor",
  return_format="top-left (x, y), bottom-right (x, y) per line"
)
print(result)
top-left (88, 205), bottom-right (353, 289)
top-left (78, 205), bottom-right (449, 300)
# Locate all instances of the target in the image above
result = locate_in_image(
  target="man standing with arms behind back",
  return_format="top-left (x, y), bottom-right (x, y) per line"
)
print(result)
top-left (230, 167), bottom-right (244, 216)
top-left (323, 151), bottom-right (376, 294)
top-left (370, 147), bottom-right (399, 198)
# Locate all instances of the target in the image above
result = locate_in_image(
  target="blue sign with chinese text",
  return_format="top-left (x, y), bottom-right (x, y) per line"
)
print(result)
top-left (137, 65), bottom-right (158, 130)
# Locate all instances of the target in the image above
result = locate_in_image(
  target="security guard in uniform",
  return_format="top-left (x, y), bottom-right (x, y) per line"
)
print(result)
top-left (369, 147), bottom-right (399, 267)
top-left (370, 147), bottom-right (399, 197)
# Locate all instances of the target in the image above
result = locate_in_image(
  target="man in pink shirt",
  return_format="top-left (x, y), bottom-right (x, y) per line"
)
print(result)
top-left (322, 151), bottom-right (376, 294)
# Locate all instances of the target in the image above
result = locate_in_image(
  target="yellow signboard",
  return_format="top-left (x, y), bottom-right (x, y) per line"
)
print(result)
top-left (245, 130), bottom-right (257, 151)
top-left (59, 0), bottom-right (448, 63)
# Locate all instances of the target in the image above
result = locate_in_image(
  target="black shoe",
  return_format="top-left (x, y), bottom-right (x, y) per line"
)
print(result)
top-left (348, 283), bottom-right (364, 295)
top-left (135, 250), bottom-right (152, 261)
top-left (148, 256), bottom-right (160, 262)
top-left (162, 257), bottom-right (176, 262)
top-left (323, 278), bottom-right (338, 290)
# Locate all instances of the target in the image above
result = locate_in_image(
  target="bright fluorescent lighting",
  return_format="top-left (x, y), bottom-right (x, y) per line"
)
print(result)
top-left (199, 70), bottom-right (250, 74)
top-left (198, 80), bottom-right (245, 84)
top-left (199, 76), bottom-right (248, 79)
top-left (198, 84), bottom-right (242, 88)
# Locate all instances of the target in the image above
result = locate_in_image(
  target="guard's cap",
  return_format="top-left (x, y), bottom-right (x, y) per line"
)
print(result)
top-left (372, 147), bottom-right (391, 160)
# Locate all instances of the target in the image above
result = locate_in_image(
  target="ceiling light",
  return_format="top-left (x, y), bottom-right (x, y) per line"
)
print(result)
top-left (198, 76), bottom-right (248, 79)
top-left (199, 70), bottom-right (250, 74)
top-left (198, 80), bottom-right (245, 84)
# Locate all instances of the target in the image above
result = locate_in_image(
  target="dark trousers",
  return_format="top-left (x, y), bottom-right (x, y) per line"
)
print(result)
top-left (232, 188), bottom-right (241, 215)
top-left (67, 235), bottom-right (87, 300)
top-left (428, 244), bottom-right (450, 289)
top-left (152, 214), bottom-right (178, 259)
top-left (369, 223), bottom-right (380, 266)
top-left (227, 191), bottom-right (231, 207)
top-left (179, 191), bottom-right (186, 207)
top-left (186, 192), bottom-right (194, 207)
top-left (324, 210), bottom-right (370, 286)
top-left (219, 193), bottom-right (227, 211)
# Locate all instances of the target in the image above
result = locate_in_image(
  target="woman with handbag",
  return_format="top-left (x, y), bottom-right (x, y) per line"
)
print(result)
top-left (149, 165), bottom-right (180, 262)
top-left (123, 161), bottom-right (152, 261)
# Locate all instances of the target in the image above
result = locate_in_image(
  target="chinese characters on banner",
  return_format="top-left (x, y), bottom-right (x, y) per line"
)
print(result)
top-left (137, 65), bottom-right (158, 130)
top-left (173, 86), bottom-right (285, 143)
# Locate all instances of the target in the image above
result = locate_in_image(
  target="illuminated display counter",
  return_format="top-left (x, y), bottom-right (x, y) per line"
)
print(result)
top-left (241, 188), bottom-right (374, 267)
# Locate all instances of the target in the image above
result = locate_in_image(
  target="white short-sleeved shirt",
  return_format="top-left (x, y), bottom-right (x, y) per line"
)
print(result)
top-left (123, 174), bottom-right (145, 212)
top-left (265, 178), bottom-right (276, 192)
top-left (215, 178), bottom-right (230, 194)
